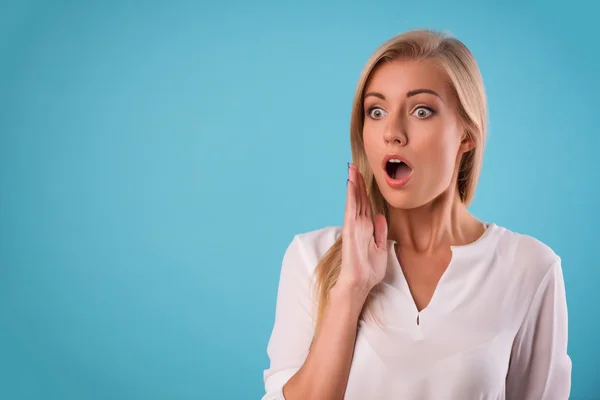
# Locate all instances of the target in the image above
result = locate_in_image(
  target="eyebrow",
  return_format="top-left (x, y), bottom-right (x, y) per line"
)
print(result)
top-left (364, 89), bottom-right (441, 100)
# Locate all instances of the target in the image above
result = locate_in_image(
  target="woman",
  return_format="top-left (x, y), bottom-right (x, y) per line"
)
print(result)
top-left (261, 29), bottom-right (571, 400)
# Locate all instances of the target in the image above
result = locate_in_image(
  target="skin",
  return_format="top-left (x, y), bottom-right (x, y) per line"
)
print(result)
top-left (361, 58), bottom-right (485, 311)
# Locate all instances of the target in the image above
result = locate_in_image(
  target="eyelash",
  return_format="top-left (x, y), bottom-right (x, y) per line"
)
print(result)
top-left (365, 105), bottom-right (436, 119)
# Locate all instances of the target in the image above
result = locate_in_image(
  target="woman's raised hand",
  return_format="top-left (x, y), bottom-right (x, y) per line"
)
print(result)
top-left (336, 163), bottom-right (389, 297)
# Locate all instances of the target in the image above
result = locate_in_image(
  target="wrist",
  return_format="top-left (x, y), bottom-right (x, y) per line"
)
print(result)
top-left (330, 282), bottom-right (370, 315)
top-left (332, 277), bottom-right (371, 298)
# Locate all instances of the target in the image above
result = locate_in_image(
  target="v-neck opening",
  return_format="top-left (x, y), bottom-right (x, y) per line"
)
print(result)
top-left (386, 221), bottom-right (496, 328)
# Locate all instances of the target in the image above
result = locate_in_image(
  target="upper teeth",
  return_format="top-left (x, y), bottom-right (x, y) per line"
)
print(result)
top-left (389, 159), bottom-right (403, 163)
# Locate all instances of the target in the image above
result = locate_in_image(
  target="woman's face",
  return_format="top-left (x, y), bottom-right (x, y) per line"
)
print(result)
top-left (362, 58), bottom-right (472, 209)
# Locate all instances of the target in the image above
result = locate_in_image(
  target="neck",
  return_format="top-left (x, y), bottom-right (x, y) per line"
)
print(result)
top-left (388, 186), bottom-right (484, 255)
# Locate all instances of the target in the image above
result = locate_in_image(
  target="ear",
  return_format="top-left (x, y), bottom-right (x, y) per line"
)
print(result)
top-left (460, 132), bottom-right (476, 153)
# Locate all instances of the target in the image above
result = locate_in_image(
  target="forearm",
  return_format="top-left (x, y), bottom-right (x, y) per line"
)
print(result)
top-left (282, 284), bottom-right (368, 400)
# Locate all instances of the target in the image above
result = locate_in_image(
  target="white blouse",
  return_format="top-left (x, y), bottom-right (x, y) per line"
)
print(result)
top-left (261, 222), bottom-right (572, 399)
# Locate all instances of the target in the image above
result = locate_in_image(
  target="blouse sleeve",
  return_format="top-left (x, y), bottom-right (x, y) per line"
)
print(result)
top-left (261, 235), bottom-right (316, 400)
top-left (505, 256), bottom-right (572, 399)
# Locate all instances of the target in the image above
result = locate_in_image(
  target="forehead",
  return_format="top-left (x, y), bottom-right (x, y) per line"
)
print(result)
top-left (364, 58), bottom-right (453, 101)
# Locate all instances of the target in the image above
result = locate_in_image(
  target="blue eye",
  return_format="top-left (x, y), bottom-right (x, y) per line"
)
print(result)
top-left (412, 106), bottom-right (434, 119)
top-left (367, 107), bottom-right (387, 119)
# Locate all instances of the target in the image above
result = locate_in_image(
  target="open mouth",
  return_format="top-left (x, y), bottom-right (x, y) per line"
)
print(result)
top-left (385, 159), bottom-right (412, 181)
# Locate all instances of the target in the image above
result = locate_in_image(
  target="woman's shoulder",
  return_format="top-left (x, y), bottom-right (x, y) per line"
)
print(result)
top-left (290, 225), bottom-right (343, 266)
top-left (490, 222), bottom-right (562, 281)
top-left (275, 226), bottom-right (342, 289)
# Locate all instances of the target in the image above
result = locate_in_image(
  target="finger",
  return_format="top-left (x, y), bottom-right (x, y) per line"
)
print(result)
top-left (373, 214), bottom-right (388, 251)
top-left (362, 172), bottom-right (372, 218)
top-left (357, 167), bottom-right (369, 217)
top-left (345, 165), bottom-right (357, 224)
top-left (348, 164), bottom-right (360, 219)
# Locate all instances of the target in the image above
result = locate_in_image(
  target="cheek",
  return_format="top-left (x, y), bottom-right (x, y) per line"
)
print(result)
top-left (362, 130), bottom-right (381, 168)
top-left (412, 125), bottom-right (461, 175)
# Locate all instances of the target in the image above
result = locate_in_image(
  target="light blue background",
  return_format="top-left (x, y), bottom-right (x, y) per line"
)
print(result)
top-left (1, 0), bottom-right (598, 399)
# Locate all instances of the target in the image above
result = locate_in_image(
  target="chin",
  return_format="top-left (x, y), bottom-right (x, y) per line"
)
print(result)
top-left (379, 187), bottom-right (424, 210)
top-left (385, 197), bottom-right (424, 211)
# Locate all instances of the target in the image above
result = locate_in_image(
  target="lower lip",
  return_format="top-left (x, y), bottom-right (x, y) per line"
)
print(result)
top-left (384, 170), bottom-right (412, 189)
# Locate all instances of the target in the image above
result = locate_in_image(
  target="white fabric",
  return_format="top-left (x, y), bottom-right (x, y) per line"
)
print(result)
top-left (261, 222), bottom-right (572, 399)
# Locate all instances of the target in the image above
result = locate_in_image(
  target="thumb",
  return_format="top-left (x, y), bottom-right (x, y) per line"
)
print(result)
top-left (373, 214), bottom-right (388, 251)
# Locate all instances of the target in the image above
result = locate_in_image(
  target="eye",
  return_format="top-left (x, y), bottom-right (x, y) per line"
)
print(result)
top-left (412, 106), bottom-right (434, 119)
top-left (366, 106), bottom-right (387, 120)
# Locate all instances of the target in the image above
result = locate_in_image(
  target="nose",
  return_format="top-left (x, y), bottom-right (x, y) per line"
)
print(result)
top-left (383, 114), bottom-right (408, 146)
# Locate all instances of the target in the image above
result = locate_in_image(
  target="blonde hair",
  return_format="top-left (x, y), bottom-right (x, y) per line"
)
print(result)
top-left (311, 29), bottom-right (487, 337)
